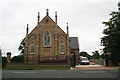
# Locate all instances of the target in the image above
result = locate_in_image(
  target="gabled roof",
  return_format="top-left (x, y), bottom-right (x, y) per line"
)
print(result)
top-left (28, 15), bottom-right (55, 36)
top-left (28, 14), bottom-right (67, 36)
top-left (40, 15), bottom-right (55, 24)
top-left (69, 37), bottom-right (79, 50)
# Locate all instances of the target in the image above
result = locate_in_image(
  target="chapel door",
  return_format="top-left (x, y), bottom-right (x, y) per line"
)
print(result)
top-left (70, 52), bottom-right (76, 67)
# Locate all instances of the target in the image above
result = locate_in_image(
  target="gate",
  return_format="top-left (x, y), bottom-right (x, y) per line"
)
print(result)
top-left (70, 52), bottom-right (76, 67)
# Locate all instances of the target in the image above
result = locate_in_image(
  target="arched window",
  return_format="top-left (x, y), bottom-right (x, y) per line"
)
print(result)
top-left (60, 42), bottom-right (64, 54)
top-left (44, 31), bottom-right (50, 46)
top-left (30, 44), bottom-right (35, 54)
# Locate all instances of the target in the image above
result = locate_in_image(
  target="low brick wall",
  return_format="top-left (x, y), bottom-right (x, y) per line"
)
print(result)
top-left (90, 59), bottom-right (106, 66)
top-left (6, 63), bottom-right (70, 68)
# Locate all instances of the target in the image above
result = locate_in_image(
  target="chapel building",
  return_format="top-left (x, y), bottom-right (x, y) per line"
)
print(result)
top-left (24, 9), bottom-right (80, 64)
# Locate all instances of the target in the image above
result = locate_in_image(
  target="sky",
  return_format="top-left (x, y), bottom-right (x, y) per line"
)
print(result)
top-left (0, 0), bottom-right (119, 57)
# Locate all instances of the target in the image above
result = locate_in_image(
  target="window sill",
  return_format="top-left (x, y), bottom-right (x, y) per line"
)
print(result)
top-left (60, 53), bottom-right (65, 55)
top-left (43, 46), bottom-right (51, 48)
top-left (30, 53), bottom-right (35, 55)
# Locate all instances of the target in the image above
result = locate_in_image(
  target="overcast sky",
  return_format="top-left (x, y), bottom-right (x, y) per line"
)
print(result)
top-left (0, 0), bottom-right (119, 57)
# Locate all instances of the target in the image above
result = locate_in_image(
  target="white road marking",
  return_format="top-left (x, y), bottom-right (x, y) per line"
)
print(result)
top-left (85, 71), bottom-right (106, 73)
top-left (13, 72), bottom-right (38, 74)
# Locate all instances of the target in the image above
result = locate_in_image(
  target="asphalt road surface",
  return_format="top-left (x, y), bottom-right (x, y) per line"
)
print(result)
top-left (1, 68), bottom-right (119, 80)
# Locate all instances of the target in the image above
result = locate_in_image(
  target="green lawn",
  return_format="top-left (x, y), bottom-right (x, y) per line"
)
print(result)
top-left (2, 66), bottom-right (71, 70)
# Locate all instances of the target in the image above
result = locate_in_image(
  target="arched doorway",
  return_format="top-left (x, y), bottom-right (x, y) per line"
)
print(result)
top-left (70, 52), bottom-right (76, 67)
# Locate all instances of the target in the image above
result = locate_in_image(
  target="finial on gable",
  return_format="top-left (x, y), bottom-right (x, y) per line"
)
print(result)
top-left (67, 23), bottom-right (69, 29)
top-left (38, 12), bottom-right (40, 18)
top-left (66, 23), bottom-right (69, 35)
top-left (55, 11), bottom-right (57, 24)
top-left (46, 9), bottom-right (49, 16)
top-left (26, 24), bottom-right (29, 35)
top-left (37, 12), bottom-right (40, 25)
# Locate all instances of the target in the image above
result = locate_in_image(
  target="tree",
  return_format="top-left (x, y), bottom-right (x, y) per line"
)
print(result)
top-left (80, 51), bottom-right (91, 59)
top-left (12, 38), bottom-right (24, 63)
top-left (0, 47), bottom-right (7, 68)
top-left (91, 50), bottom-right (100, 59)
top-left (18, 38), bottom-right (25, 55)
top-left (2, 57), bottom-right (7, 68)
top-left (101, 11), bottom-right (120, 66)
top-left (100, 53), bottom-right (106, 59)
top-left (11, 55), bottom-right (23, 63)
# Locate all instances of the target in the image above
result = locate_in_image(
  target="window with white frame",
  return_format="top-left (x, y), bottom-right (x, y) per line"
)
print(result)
top-left (60, 42), bottom-right (64, 54)
top-left (30, 44), bottom-right (35, 54)
top-left (54, 32), bottom-right (57, 40)
top-left (44, 31), bottom-right (50, 47)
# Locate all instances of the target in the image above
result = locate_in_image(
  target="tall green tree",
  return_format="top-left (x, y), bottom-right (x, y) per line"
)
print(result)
top-left (80, 51), bottom-right (91, 59)
top-left (11, 55), bottom-right (23, 63)
top-left (2, 57), bottom-right (7, 68)
top-left (100, 53), bottom-right (106, 59)
top-left (101, 11), bottom-right (120, 66)
top-left (18, 38), bottom-right (25, 55)
top-left (91, 50), bottom-right (100, 59)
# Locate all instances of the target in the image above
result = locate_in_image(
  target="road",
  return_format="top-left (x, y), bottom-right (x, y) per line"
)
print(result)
top-left (1, 65), bottom-right (120, 80)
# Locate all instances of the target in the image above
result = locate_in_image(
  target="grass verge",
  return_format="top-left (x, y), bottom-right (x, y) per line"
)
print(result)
top-left (2, 67), bottom-right (70, 70)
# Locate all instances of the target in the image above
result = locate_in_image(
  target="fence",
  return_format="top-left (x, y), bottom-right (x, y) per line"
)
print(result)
top-left (24, 55), bottom-right (68, 64)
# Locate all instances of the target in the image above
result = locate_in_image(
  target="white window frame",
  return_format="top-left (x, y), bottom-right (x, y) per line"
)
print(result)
top-left (43, 31), bottom-right (51, 47)
top-left (60, 42), bottom-right (65, 54)
top-left (30, 44), bottom-right (35, 54)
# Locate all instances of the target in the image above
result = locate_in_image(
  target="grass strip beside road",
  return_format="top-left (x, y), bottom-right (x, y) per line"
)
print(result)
top-left (2, 66), bottom-right (70, 70)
